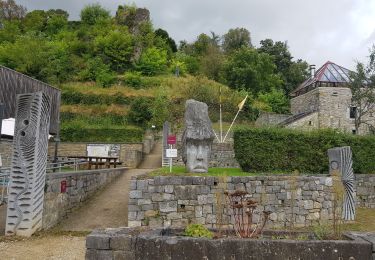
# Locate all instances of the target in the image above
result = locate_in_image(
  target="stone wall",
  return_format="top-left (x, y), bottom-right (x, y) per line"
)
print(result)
top-left (0, 139), bottom-right (12, 166)
top-left (285, 111), bottom-right (319, 130)
top-left (290, 88), bottom-right (319, 115)
top-left (128, 174), bottom-right (375, 230)
top-left (42, 168), bottom-right (126, 229)
top-left (356, 174), bottom-right (375, 208)
top-left (255, 112), bottom-right (291, 127)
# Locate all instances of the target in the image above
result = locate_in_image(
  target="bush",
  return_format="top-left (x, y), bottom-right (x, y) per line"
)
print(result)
top-left (184, 224), bottom-right (213, 238)
top-left (123, 71), bottom-right (144, 89)
top-left (128, 97), bottom-right (153, 127)
top-left (234, 127), bottom-right (375, 174)
top-left (60, 124), bottom-right (143, 142)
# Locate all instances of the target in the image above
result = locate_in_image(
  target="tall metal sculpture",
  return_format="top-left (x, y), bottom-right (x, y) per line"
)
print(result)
top-left (327, 146), bottom-right (356, 221)
top-left (5, 92), bottom-right (51, 236)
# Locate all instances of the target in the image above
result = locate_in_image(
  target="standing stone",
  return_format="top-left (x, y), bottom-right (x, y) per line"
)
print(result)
top-left (327, 146), bottom-right (356, 221)
top-left (6, 92), bottom-right (51, 236)
top-left (182, 100), bottom-right (215, 173)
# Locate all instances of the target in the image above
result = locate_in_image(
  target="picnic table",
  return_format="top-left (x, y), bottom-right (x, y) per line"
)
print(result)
top-left (67, 156), bottom-right (122, 170)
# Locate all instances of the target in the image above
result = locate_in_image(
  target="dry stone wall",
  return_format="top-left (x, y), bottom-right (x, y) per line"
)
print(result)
top-left (128, 174), bottom-right (375, 230)
top-left (42, 168), bottom-right (126, 229)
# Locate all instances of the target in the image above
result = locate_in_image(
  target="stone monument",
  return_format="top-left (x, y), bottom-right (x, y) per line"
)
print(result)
top-left (5, 92), bottom-right (51, 236)
top-left (327, 146), bottom-right (356, 221)
top-left (182, 99), bottom-right (214, 173)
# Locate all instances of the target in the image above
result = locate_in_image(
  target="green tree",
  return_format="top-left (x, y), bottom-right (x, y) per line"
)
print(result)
top-left (80, 4), bottom-right (110, 25)
top-left (222, 28), bottom-right (252, 53)
top-left (193, 33), bottom-right (211, 55)
top-left (0, 19), bottom-right (21, 42)
top-left (257, 88), bottom-right (290, 114)
top-left (150, 87), bottom-right (170, 129)
top-left (349, 48), bottom-right (375, 133)
top-left (258, 39), bottom-right (309, 94)
top-left (137, 47), bottom-right (168, 75)
top-left (0, 0), bottom-right (26, 21)
top-left (45, 12), bottom-right (68, 35)
top-left (222, 47), bottom-right (283, 95)
top-left (95, 29), bottom-right (134, 72)
top-left (78, 57), bottom-right (115, 87)
top-left (200, 45), bottom-right (224, 81)
top-left (23, 10), bottom-right (47, 32)
top-left (155, 28), bottom-right (177, 52)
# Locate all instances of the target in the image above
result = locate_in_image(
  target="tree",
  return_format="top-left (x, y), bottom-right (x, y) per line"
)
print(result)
top-left (137, 47), bottom-right (168, 76)
top-left (155, 28), bottom-right (177, 52)
top-left (80, 4), bottom-right (110, 25)
top-left (222, 47), bottom-right (283, 95)
top-left (222, 28), bottom-right (252, 53)
top-left (0, 0), bottom-right (26, 21)
top-left (257, 88), bottom-right (290, 114)
top-left (23, 10), bottom-right (47, 32)
top-left (349, 51), bottom-right (375, 133)
top-left (94, 29), bottom-right (134, 72)
top-left (258, 39), bottom-right (309, 94)
top-left (199, 45), bottom-right (224, 81)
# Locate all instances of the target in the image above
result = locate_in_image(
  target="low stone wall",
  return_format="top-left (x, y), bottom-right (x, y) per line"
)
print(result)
top-left (0, 139), bottom-right (12, 166)
top-left (128, 174), bottom-right (375, 230)
top-left (85, 228), bottom-right (374, 260)
top-left (174, 142), bottom-right (239, 168)
top-left (42, 168), bottom-right (126, 229)
top-left (356, 174), bottom-right (375, 208)
top-left (128, 175), bottom-right (337, 229)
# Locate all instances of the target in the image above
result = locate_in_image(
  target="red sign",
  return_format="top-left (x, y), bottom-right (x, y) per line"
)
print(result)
top-left (167, 135), bottom-right (176, 145)
top-left (61, 180), bottom-right (67, 193)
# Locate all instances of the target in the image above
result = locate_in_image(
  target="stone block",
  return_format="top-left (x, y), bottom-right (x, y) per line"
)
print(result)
top-left (86, 234), bottom-right (110, 250)
top-left (145, 210), bottom-right (159, 217)
top-left (162, 193), bottom-right (175, 200)
top-left (195, 206), bottom-right (203, 217)
top-left (159, 201), bottom-right (177, 212)
top-left (130, 180), bottom-right (137, 190)
top-left (129, 190), bottom-right (143, 199)
top-left (164, 185), bottom-right (174, 193)
top-left (203, 205), bottom-right (212, 214)
top-left (152, 193), bottom-right (164, 202)
top-left (110, 235), bottom-right (133, 251)
top-left (113, 250), bottom-right (135, 260)
top-left (141, 204), bottom-right (154, 211)
top-left (128, 212), bottom-right (137, 221)
top-left (137, 199), bottom-right (151, 205)
top-left (192, 177), bottom-right (205, 185)
top-left (304, 200), bottom-right (314, 210)
top-left (128, 221), bottom-right (142, 227)
top-left (149, 217), bottom-right (163, 228)
top-left (167, 212), bottom-right (182, 220)
top-left (85, 249), bottom-right (113, 260)
top-left (175, 186), bottom-right (197, 200)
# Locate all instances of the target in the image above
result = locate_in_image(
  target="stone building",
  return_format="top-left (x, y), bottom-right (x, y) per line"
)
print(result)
top-left (277, 61), bottom-right (375, 135)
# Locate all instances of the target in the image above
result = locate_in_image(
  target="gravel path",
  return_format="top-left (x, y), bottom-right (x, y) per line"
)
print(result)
top-left (0, 141), bottom-right (162, 259)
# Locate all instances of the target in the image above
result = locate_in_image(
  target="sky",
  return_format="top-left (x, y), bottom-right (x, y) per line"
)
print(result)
top-left (18, 0), bottom-right (375, 70)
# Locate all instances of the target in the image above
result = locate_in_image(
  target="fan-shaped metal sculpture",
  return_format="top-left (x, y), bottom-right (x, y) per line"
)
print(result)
top-left (5, 92), bottom-right (51, 236)
top-left (328, 146), bottom-right (356, 221)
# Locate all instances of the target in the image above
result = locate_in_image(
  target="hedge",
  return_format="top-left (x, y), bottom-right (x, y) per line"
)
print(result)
top-left (60, 126), bottom-right (144, 143)
top-left (234, 127), bottom-right (375, 174)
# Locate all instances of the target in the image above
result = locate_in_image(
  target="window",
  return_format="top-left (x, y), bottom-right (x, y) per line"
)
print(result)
top-left (308, 121), bottom-right (312, 126)
top-left (349, 106), bottom-right (357, 119)
top-left (352, 129), bottom-right (357, 135)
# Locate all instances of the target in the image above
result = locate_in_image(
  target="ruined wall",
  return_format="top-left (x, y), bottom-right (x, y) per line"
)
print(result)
top-left (356, 174), bottom-right (375, 208)
top-left (285, 112), bottom-right (319, 130)
top-left (255, 112), bottom-right (291, 127)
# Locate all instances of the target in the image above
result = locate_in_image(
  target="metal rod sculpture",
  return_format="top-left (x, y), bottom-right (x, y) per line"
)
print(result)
top-left (225, 190), bottom-right (270, 238)
top-left (327, 146), bottom-right (356, 221)
top-left (5, 92), bottom-right (51, 236)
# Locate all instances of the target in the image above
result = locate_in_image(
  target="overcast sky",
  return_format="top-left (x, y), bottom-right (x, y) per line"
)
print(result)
top-left (18, 0), bottom-right (375, 70)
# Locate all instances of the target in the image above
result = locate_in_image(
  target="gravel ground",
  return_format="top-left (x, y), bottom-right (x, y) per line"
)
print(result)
top-left (0, 235), bottom-right (86, 260)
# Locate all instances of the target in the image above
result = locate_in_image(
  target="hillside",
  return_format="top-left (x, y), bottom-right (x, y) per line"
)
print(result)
top-left (59, 75), bottom-right (249, 142)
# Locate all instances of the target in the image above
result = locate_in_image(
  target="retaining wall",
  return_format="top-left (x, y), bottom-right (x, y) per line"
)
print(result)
top-left (42, 168), bottom-right (126, 229)
top-left (128, 174), bottom-right (375, 229)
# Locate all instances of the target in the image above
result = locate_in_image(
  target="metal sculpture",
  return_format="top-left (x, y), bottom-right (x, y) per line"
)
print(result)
top-left (327, 146), bottom-right (356, 221)
top-left (5, 92), bottom-right (51, 236)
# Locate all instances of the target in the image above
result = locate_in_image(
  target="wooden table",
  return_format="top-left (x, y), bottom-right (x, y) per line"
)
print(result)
top-left (67, 156), bottom-right (121, 170)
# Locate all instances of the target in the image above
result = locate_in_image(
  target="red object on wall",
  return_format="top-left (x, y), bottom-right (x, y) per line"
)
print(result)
top-left (167, 135), bottom-right (176, 145)
top-left (61, 180), bottom-right (67, 193)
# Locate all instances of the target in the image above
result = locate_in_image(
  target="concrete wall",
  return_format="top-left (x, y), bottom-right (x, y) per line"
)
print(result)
top-left (128, 174), bottom-right (375, 230)
top-left (42, 168), bottom-right (126, 229)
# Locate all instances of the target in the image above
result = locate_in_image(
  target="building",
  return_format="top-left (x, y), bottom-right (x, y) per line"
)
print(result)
top-left (258, 61), bottom-right (375, 135)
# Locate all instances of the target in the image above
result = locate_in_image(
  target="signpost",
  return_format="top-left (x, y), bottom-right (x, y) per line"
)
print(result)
top-left (166, 135), bottom-right (177, 172)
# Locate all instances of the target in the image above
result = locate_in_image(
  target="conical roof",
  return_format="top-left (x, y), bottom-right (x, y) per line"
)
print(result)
top-left (291, 61), bottom-right (352, 97)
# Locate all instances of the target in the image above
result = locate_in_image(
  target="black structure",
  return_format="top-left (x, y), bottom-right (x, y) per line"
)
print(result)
top-left (0, 66), bottom-right (61, 134)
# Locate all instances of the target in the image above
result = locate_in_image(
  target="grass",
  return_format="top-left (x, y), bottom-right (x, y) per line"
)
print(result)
top-left (148, 166), bottom-right (292, 177)
top-left (341, 208), bottom-right (375, 232)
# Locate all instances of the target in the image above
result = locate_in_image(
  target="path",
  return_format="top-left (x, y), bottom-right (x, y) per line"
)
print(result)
top-left (0, 141), bottom-right (162, 259)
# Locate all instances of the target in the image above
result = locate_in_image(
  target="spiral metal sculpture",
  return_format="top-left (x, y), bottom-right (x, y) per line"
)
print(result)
top-left (328, 146), bottom-right (356, 221)
top-left (5, 92), bottom-right (51, 236)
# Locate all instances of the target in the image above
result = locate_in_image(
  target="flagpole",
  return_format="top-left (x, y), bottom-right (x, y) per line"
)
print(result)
top-left (212, 129), bottom-right (221, 143)
top-left (219, 86), bottom-right (223, 143)
top-left (223, 109), bottom-right (241, 143)
top-left (223, 95), bottom-right (248, 143)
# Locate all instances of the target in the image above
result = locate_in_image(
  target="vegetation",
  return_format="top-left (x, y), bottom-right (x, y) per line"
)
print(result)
top-left (0, 1), bottom-right (311, 141)
top-left (184, 224), bottom-right (213, 238)
top-left (234, 127), bottom-right (375, 174)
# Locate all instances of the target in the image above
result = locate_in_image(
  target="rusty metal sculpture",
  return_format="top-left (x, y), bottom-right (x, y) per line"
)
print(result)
top-left (225, 190), bottom-right (270, 238)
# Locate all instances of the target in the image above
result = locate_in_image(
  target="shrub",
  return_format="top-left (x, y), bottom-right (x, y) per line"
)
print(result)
top-left (127, 97), bottom-right (153, 127)
top-left (234, 127), bottom-right (375, 174)
top-left (184, 224), bottom-right (213, 239)
top-left (60, 124), bottom-right (143, 142)
top-left (123, 71), bottom-right (143, 89)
